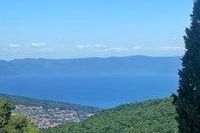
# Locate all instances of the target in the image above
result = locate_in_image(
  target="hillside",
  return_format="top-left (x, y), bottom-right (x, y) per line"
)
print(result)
top-left (0, 56), bottom-right (181, 77)
top-left (43, 98), bottom-right (178, 133)
top-left (0, 93), bottom-right (100, 128)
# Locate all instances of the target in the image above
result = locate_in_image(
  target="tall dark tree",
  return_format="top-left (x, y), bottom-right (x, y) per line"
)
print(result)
top-left (173, 0), bottom-right (200, 132)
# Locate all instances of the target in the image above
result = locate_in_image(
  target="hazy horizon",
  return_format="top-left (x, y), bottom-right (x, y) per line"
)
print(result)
top-left (0, 55), bottom-right (182, 61)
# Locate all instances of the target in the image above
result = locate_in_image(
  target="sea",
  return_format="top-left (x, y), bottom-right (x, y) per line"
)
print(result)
top-left (0, 74), bottom-right (178, 108)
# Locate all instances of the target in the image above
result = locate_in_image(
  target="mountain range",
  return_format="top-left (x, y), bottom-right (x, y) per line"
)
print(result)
top-left (0, 56), bottom-right (181, 77)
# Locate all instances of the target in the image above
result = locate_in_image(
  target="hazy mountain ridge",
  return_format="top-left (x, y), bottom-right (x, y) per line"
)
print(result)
top-left (0, 56), bottom-right (181, 77)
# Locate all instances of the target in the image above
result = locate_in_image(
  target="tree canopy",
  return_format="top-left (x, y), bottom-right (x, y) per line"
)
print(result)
top-left (173, 0), bottom-right (200, 132)
top-left (0, 99), bottom-right (39, 133)
top-left (43, 98), bottom-right (178, 133)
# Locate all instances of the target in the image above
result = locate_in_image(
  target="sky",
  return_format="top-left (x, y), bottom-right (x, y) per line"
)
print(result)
top-left (0, 0), bottom-right (194, 60)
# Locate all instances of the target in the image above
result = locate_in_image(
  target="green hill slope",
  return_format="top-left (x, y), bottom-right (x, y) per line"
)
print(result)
top-left (0, 93), bottom-right (100, 113)
top-left (0, 93), bottom-right (101, 128)
top-left (44, 98), bottom-right (178, 133)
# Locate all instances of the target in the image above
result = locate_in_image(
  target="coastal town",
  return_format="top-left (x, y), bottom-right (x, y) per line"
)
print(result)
top-left (13, 105), bottom-right (94, 129)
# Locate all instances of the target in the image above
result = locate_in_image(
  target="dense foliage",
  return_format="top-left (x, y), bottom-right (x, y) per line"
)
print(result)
top-left (173, 0), bottom-right (200, 132)
top-left (44, 98), bottom-right (178, 133)
top-left (0, 99), bottom-right (39, 133)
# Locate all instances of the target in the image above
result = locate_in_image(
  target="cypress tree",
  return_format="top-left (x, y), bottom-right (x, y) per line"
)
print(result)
top-left (173, 0), bottom-right (200, 132)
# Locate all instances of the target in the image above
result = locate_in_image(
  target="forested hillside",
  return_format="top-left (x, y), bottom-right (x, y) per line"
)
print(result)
top-left (0, 93), bottom-right (99, 113)
top-left (44, 98), bottom-right (178, 133)
top-left (0, 93), bottom-right (100, 128)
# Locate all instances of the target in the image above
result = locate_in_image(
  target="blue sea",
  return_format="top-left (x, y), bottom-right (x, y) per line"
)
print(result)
top-left (0, 74), bottom-right (178, 108)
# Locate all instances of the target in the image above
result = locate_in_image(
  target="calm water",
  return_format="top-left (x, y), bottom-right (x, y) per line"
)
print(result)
top-left (0, 74), bottom-right (178, 108)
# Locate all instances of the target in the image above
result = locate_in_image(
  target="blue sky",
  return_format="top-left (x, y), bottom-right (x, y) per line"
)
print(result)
top-left (0, 0), bottom-right (193, 59)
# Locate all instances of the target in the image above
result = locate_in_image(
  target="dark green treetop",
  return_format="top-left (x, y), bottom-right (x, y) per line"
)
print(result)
top-left (173, 0), bottom-right (200, 132)
top-left (0, 99), bottom-right (39, 133)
